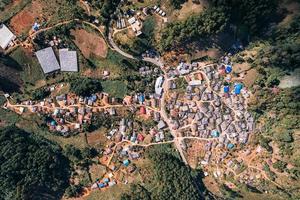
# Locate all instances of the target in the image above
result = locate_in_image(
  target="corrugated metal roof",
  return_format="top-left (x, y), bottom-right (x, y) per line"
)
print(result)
top-left (35, 47), bottom-right (60, 74)
top-left (59, 49), bottom-right (78, 72)
top-left (0, 24), bottom-right (16, 49)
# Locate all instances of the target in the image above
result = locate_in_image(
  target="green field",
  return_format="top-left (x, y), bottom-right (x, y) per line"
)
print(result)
top-left (9, 47), bottom-right (44, 85)
top-left (102, 80), bottom-right (127, 99)
top-left (87, 184), bottom-right (131, 200)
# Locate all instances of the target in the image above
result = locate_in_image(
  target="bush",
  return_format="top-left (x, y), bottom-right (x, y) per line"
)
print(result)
top-left (273, 160), bottom-right (287, 173)
top-left (31, 88), bottom-right (50, 100)
top-left (159, 7), bottom-right (228, 50)
top-left (70, 77), bottom-right (102, 96)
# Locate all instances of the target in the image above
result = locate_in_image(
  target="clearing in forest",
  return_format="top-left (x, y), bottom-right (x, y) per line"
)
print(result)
top-left (72, 29), bottom-right (108, 59)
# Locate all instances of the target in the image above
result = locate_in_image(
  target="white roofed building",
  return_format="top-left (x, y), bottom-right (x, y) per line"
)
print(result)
top-left (0, 24), bottom-right (16, 49)
top-left (35, 47), bottom-right (60, 74)
top-left (59, 49), bottom-right (78, 72)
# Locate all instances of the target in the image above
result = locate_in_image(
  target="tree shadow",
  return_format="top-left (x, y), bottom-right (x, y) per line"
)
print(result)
top-left (0, 76), bottom-right (21, 93)
top-left (0, 54), bottom-right (23, 71)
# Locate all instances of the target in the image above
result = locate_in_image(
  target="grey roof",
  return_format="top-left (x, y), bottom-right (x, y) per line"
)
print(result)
top-left (36, 47), bottom-right (60, 74)
top-left (59, 49), bottom-right (78, 72)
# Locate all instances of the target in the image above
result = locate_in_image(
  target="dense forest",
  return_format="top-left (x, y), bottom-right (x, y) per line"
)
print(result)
top-left (121, 145), bottom-right (210, 200)
top-left (0, 126), bottom-right (70, 200)
top-left (208, 0), bottom-right (279, 35)
top-left (70, 77), bottom-right (102, 97)
top-left (0, 0), bottom-right (12, 11)
top-left (159, 7), bottom-right (227, 51)
top-left (159, 0), bottom-right (280, 51)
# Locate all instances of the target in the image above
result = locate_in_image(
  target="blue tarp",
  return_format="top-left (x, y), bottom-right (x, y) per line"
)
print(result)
top-left (225, 65), bottom-right (232, 74)
top-left (227, 143), bottom-right (234, 149)
top-left (98, 182), bottom-right (105, 188)
top-left (234, 83), bottom-right (243, 94)
top-left (32, 22), bottom-right (39, 31)
top-left (224, 86), bottom-right (230, 93)
top-left (211, 130), bottom-right (220, 138)
top-left (123, 159), bottom-right (130, 167)
top-left (138, 94), bottom-right (145, 103)
top-left (103, 178), bottom-right (109, 183)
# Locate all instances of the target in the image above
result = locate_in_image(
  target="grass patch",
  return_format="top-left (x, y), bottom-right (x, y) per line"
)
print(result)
top-left (88, 50), bottom-right (136, 79)
top-left (102, 80), bottom-right (127, 99)
top-left (87, 184), bottom-right (131, 200)
top-left (0, 108), bottom-right (20, 127)
top-left (0, 0), bottom-right (31, 22)
top-left (0, 96), bottom-right (6, 106)
top-left (9, 47), bottom-right (44, 85)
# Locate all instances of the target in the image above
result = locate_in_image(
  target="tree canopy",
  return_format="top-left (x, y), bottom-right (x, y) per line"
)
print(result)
top-left (0, 126), bottom-right (70, 200)
top-left (159, 7), bottom-right (228, 50)
top-left (208, 0), bottom-right (278, 35)
top-left (170, 0), bottom-right (187, 9)
top-left (121, 145), bottom-right (209, 200)
top-left (70, 77), bottom-right (102, 97)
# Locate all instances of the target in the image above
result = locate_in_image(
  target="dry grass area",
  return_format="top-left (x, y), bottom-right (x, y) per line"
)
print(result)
top-left (233, 63), bottom-right (252, 73)
top-left (45, 133), bottom-right (89, 149)
top-left (9, 0), bottom-right (43, 36)
top-left (203, 175), bottom-right (222, 197)
top-left (89, 164), bottom-right (107, 182)
top-left (114, 29), bottom-right (135, 46)
top-left (72, 29), bottom-right (108, 59)
top-left (186, 140), bottom-right (206, 168)
top-left (170, 0), bottom-right (207, 21)
top-left (86, 128), bottom-right (107, 148)
top-left (191, 48), bottom-right (222, 60)
top-left (243, 68), bottom-right (258, 87)
top-left (86, 184), bottom-right (130, 200)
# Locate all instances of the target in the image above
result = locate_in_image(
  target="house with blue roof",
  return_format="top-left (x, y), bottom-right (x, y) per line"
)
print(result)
top-left (234, 83), bottom-right (243, 95)
top-left (225, 65), bottom-right (232, 74)
top-left (211, 130), bottom-right (220, 138)
top-left (123, 159), bottom-right (130, 167)
top-left (224, 86), bottom-right (230, 93)
top-left (227, 143), bottom-right (234, 149)
top-left (138, 94), bottom-right (145, 104)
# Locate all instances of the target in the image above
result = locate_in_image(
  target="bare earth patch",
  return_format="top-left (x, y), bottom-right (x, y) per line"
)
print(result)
top-left (170, 0), bottom-right (207, 21)
top-left (9, 0), bottom-right (43, 35)
top-left (86, 128), bottom-right (107, 147)
top-left (243, 69), bottom-right (258, 87)
top-left (72, 29), bottom-right (108, 59)
top-left (279, 68), bottom-right (300, 88)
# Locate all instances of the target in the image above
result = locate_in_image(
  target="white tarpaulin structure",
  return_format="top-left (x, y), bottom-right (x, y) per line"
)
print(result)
top-left (0, 24), bottom-right (16, 49)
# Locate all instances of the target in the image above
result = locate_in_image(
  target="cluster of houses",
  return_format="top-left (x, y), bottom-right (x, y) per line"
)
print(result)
top-left (163, 57), bottom-right (254, 167)
top-left (153, 5), bottom-right (166, 17)
top-left (92, 144), bottom-right (141, 190)
top-left (7, 90), bottom-right (121, 135)
top-left (128, 16), bottom-right (143, 36)
top-left (35, 47), bottom-right (78, 74)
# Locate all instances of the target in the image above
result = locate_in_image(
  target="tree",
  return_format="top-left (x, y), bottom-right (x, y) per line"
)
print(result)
top-left (70, 77), bottom-right (102, 96)
top-left (31, 88), bottom-right (50, 100)
top-left (121, 184), bottom-right (152, 200)
top-left (170, 0), bottom-right (187, 9)
top-left (273, 160), bottom-right (287, 173)
top-left (65, 184), bottom-right (83, 198)
top-left (0, 126), bottom-right (70, 200)
top-left (208, 0), bottom-right (278, 35)
top-left (159, 7), bottom-right (228, 50)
